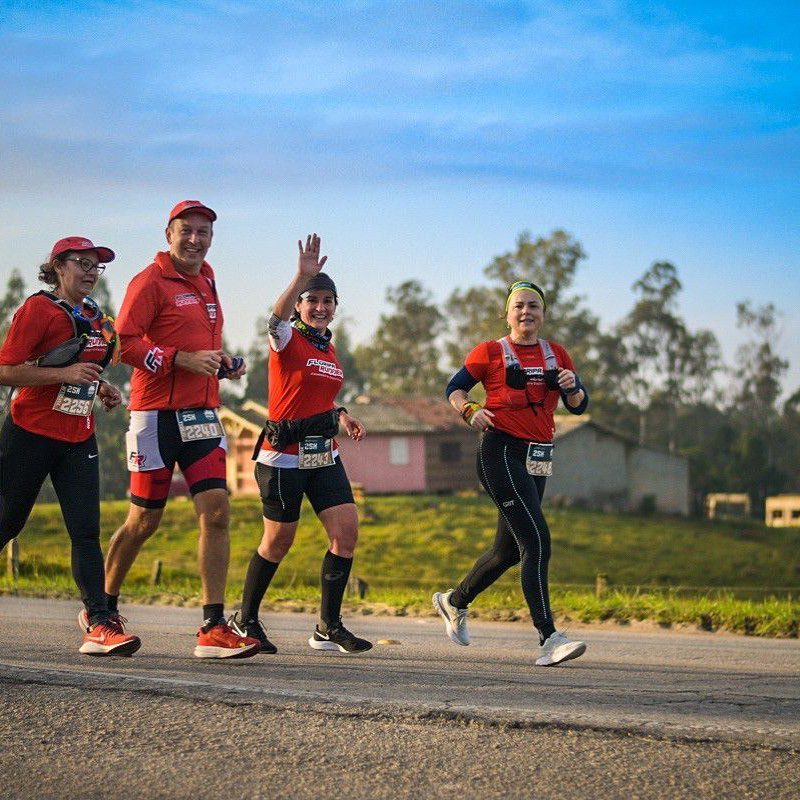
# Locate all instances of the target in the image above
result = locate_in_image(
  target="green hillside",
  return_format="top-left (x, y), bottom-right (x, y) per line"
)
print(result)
top-left (2, 495), bottom-right (798, 636)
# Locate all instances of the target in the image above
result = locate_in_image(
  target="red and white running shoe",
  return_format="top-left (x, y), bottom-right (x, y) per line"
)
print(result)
top-left (79, 620), bottom-right (141, 656)
top-left (194, 622), bottom-right (260, 659)
top-left (78, 608), bottom-right (129, 633)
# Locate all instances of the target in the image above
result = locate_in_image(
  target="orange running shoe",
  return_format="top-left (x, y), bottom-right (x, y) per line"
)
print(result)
top-left (194, 622), bottom-right (260, 659)
top-left (78, 608), bottom-right (129, 633)
top-left (79, 620), bottom-right (141, 656)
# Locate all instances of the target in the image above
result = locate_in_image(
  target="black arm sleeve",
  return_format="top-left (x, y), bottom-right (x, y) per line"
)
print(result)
top-left (445, 367), bottom-right (478, 400)
top-left (561, 380), bottom-right (590, 415)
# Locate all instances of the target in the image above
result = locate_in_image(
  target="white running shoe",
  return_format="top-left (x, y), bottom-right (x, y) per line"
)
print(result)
top-left (535, 631), bottom-right (586, 666)
top-left (432, 590), bottom-right (470, 646)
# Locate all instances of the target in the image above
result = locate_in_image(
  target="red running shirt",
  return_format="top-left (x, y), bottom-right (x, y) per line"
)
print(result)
top-left (464, 338), bottom-right (576, 443)
top-left (259, 325), bottom-right (343, 460)
top-left (0, 294), bottom-right (111, 442)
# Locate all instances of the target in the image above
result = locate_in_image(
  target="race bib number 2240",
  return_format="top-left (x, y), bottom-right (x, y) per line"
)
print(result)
top-left (176, 408), bottom-right (224, 442)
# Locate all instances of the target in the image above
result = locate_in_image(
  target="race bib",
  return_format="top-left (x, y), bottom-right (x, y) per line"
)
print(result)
top-left (526, 441), bottom-right (553, 477)
top-left (298, 436), bottom-right (334, 470)
top-left (53, 380), bottom-right (98, 416)
top-left (176, 408), bottom-right (224, 443)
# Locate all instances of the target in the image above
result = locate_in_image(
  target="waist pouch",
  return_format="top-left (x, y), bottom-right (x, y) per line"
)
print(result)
top-left (36, 336), bottom-right (88, 367)
top-left (253, 409), bottom-right (339, 457)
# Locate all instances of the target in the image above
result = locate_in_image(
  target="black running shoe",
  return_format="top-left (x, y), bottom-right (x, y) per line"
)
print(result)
top-left (229, 611), bottom-right (278, 654)
top-left (308, 620), bottom-right (372, 653)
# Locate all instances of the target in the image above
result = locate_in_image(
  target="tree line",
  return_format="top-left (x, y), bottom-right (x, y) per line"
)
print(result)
top-left (2, 229), bottom-right (797, 515)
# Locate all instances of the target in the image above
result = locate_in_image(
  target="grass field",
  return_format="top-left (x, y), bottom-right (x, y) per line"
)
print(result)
top-left (2, 494), bottom-right (798, 637)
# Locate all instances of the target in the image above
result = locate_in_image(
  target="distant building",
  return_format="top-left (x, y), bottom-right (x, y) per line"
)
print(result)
top-left (218, 401), bottom-right (267, 497)
top-left (705, 493), bottom-right (751, 520)
top-left (765, 494), bottom-right (800, 528)
top-left (220, 399), bottom-right (690, 515)
top-left (329, 397), bottom-right (476, 494)
top-left (546, 416), bottom-right (690, 515)
top-left (219, 397), bottom-right (475, 496)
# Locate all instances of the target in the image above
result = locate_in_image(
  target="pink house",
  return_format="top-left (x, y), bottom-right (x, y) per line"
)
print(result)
top-left (335, 398), bottom-right (476, 493)
top-left (336, 432), bottom-right (428, 493)
top-left (220, 398), bottom-right (478, 496)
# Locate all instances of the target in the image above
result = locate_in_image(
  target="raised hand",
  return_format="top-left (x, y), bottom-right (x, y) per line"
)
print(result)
top-left (297, 233), bottom-right (328, 277)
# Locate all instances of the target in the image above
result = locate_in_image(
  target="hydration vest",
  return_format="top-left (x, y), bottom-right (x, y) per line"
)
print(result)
top-left (498, 336), bottom-right (558, 374)
top-left (496, 336), bottom-right (559, 413)
top-left (34, 291), bottom-right (116, 369)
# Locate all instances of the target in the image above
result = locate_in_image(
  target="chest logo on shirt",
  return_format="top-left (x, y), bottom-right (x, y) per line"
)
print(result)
top-left (82, 332), bottom-right (107, 356)
top-left (175, 293), bottom-right (200, 307)
top-left (305, 358), bottom-right (343, 380)
top-left (206, 303), bottom-right (217, 321)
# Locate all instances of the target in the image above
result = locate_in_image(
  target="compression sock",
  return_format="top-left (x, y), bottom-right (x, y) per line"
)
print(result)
top-left (106, 593), bottom-right (119, 613)
top-left (202, 603), bottom-right (225, 630)
top-left (85, 599), bottom-right (108, 628)
top-left (240, 551), bottom-right (280, 620)
top-left (320, 551), bottom-right (353, 628)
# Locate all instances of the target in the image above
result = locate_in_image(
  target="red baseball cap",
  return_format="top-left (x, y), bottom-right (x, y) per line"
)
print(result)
top-left (50, 236), bottom-right (115, 263)
top-left (168, 200), bottom-right (217, 224)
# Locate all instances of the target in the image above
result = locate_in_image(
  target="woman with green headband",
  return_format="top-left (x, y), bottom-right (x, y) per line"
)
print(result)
top-left (434, 280), bottom-right (589, 666)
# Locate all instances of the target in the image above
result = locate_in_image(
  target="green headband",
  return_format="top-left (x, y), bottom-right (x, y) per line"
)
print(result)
top-left (506, 281), bottom-right (546, 312)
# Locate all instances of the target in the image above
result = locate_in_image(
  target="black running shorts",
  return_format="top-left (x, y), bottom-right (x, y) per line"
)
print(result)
top-left (255, 457), bottom-right (355, 522)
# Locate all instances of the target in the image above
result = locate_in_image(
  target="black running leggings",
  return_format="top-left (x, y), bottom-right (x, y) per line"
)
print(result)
top-left (451, 429), bottom-right (553, 635)
top-left (0, 417), bottom-right (107, 622)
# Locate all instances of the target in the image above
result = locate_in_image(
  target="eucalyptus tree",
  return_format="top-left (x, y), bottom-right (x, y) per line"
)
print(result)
top-left (0, 269), bottom-right (27, 340)
top-left (617, 261), bottom-right (721, 451)
top-left (728, 301), bottom-right (790, 512)
top-left (732, 301), bottom-right (787, 424)
top-left (354, 280), bottom-right (447, 396)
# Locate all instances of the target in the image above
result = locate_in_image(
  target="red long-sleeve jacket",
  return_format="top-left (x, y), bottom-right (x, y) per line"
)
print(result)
top-left (117, 251), bottom-right (223, 410)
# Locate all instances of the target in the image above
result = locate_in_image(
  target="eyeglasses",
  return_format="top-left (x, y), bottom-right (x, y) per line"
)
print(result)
top-left (64, 256), bottom-right (105, 274)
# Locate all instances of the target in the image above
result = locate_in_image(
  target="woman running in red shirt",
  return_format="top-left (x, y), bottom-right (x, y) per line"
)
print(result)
top-left (0, 237), bottom-right (140, 656)
top-left (434, 280), bottom-right (588, 666)
top-left (231, 234), bottom-right (371, 654)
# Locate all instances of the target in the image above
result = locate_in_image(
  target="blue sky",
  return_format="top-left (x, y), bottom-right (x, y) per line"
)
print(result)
top-left (1, 0), bottom-right (798, 395)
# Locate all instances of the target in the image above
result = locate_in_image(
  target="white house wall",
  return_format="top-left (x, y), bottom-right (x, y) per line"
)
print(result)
top-left (548, 425), bottom-right (690, 515)
top-left (628, 446), bottom-right (690, 515)
top-left (549, 427), bottom-right (629, 510)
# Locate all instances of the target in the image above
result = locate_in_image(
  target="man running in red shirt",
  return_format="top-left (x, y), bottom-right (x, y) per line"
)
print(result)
top-left (103, 200), bottom-right (258, 658)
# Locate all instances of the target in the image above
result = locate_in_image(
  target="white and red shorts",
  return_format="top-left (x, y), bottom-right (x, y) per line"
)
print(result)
top-left (126, 409), bottom-right (227, 508)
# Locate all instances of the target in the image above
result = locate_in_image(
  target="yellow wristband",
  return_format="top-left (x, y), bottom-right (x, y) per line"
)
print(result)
top-left (460, 401), bottom-right (481, 425)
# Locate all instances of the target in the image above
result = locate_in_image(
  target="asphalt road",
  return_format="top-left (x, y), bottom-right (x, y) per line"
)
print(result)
top-left (1, 596), bottom-right (798, 799)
